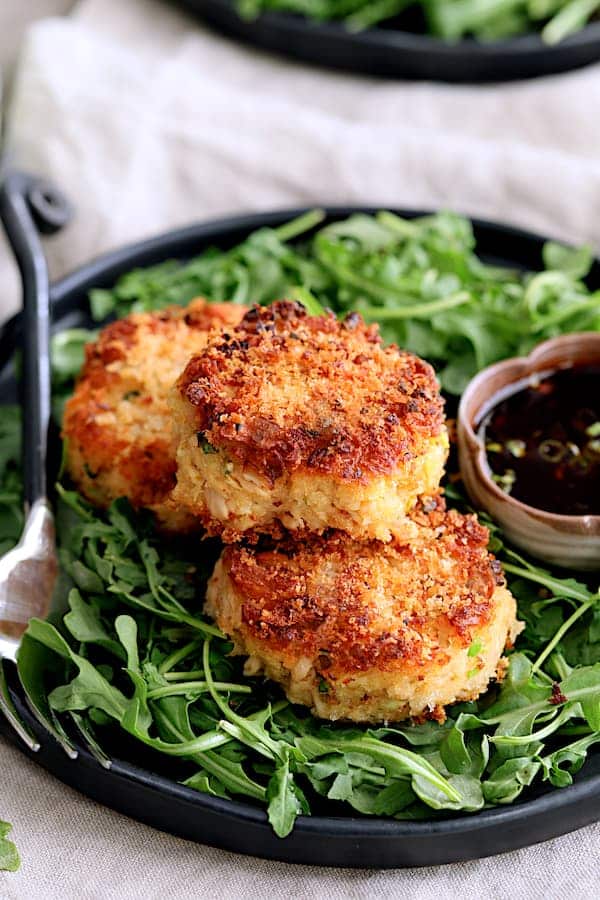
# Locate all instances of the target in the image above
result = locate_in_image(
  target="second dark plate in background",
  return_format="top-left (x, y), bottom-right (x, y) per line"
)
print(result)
top-left (181, 0), bottom-right (600, 81)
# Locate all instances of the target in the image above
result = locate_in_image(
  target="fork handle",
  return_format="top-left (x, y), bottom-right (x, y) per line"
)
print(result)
top-left (0, 172), bottom-right (71, 508)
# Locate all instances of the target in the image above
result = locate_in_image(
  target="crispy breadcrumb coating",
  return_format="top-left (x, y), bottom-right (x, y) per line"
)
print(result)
top-left (63, 298), bottom-right (246, 532)
top-left (206, 498), bottom-right (521, 723)
top-left (171, 301), bottom-right (448, 541)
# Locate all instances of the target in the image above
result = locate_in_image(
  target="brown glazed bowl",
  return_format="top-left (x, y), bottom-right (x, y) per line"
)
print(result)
top-left (457, 332), bottom-right (600, 571)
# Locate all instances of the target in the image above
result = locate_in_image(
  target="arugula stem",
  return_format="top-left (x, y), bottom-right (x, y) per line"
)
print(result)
top-left (218, 721), bottom-right (277, 761)
top-left (315, 256), bottom-right (420, 305)
top-left (532, 598), bottom-right (596, 675)
top-left (551, 652), bottom-right (573, 680)
top-left (360, 291), bottom-right (471, 320)
top-left (202, 639), bottom-right (285, 760)
top-left (530, 667), bottom-right (555, 685)
top-left (164, 669), bottom-right (211, 681)
top-left (375, 211), bottom-right (420, 239)
top-left (147, 681), bottom-right (252, 699)
top-left (540, 732), bottom-right (600, 767)
top-left (195, 750), bottom-right (267, 800)
top-left (483, 697), bottom-right (551, 725)
top-left (491, 705), bottom-right (574, 745)
top-left (152, 701), bottom-right (289, 759)
top-left (531, 294), bottom-right (600, 332)
top-left (156, 584), bottom-right (190, 614)
top-left (503, 560), bottom-right (593, 604)
top-left (55, 483), bottom-right (95, 521)
top-left (543, 0), bottom-right (600, 42)
top-left (158, 640), bottom-right (203, 674)
top-left (290, 286), bottom-right (325, 316)
top-left (0, 490), bottom-right (21, 503)
top-left (119, 590), bottom-right (223, 637)
top-left (274, 209), bottom-right (325, 243)
top-left (485, 676), bottom-right (600, 725)
top-left (131, 728), bottom-right (238, 757)
top-left (152, 707), bottom-right (267, 800)
top-left (346, 0), bottom-right (413, 30)
top-left (428, 0), bottom-right (525, 38)
top-left (178, 615), bottom-right (223, 638)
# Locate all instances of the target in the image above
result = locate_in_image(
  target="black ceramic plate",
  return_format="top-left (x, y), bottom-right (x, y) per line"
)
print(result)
top-left (1, 208), bottom-right (600, 868)
top-left (181, 0), bottom-right (600, 81)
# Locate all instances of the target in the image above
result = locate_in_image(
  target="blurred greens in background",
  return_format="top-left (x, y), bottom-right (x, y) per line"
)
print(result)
top-left (237, 0), bottom-right (600, 44)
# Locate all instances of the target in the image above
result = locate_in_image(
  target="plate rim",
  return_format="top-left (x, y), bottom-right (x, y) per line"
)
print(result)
top-left (183, 0), bottom-right (600, 81)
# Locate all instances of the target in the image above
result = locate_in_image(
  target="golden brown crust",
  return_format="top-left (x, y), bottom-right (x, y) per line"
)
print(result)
top-left (62, 298), bottom-right (246, 529)
top-left (217, 498), bottom-right (505, 678)
top-left (176, 301), bottom-right (445, 484)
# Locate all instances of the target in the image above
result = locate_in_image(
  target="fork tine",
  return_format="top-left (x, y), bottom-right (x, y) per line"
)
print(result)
top-left (21, 689), bottom-right (78, 759)
top-left (16, 649), bottom-right (78, 759)
top-left (17, 632), bottom-right (78, 758)
top-left (0, 659), bottom-right (39, 751)
top-left (69, 712), bottom-right (112, 769)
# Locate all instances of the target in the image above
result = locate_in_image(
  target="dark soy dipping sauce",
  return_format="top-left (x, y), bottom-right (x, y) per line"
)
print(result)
top-left (479, 364), bottom-right (600, 516)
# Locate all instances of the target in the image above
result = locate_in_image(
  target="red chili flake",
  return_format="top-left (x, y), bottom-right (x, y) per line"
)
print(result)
top-left (550, 682), bottom-right (568, 706)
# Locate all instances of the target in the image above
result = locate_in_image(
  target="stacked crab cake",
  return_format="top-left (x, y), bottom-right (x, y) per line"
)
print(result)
top-left (170, 301), bottom-right (448, 542)
top-left (172, 301), bottom-right (520, 723)
top-left (63, 298), bottom-right (246, 533)
top-left (206, 497), bottom-right (520, 723)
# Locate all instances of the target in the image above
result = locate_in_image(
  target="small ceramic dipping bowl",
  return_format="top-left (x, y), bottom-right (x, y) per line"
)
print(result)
top-left (457, 332), bottom-right (600, 571)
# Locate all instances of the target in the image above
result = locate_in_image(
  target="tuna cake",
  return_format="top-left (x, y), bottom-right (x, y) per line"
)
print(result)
top-left (171, 300), bottom-right (448, 541)
top-left (205, 498), bottom-right (521, 724)
top-left (63, 298), bottom-right (247, 532)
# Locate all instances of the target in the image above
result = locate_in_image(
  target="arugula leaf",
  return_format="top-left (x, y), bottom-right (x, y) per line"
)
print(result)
top-left (295, 732), bottom-right (462, 805)
top-left (50, 329), bottom-right (97, 423)
top-left (440, 721), bottom-right (489, 778)
top-left (482, 758), bottom-right (541, 804)
top-left (413, 773), bottom-right (484, 812)
top-left (63, 589), bottom-right (125, 660)
top-left (266, 751), bottom-right (308, 837)
top-left (373, 780), bottom-right (415, 815)
top-left (184, 743), bottom-right (268, 800)
top-left (542, 241), bottom-right (593, 279)
top-left (25, 619), bottom-right (129, 721)
top-left (561, 666), bottom-right (600, 731)
top-left (540, 733), bottom-right (600, 787)
top-left (51, 330), bottom-right (96, 384)
top-left (184, 771), bottom-right (230, 799)
top-left (0, 821), bottom-right (20, 872)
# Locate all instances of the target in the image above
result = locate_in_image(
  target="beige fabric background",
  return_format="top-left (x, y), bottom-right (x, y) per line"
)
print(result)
top-left (1, 0), bottom-right (600, 896)
top-left (0, 0), bottom-right (74, 72)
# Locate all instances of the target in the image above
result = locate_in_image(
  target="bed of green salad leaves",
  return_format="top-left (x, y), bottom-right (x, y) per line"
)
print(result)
top-left (1, 210), bottom-right (600, 838)
top-left (235, 0), bottom-right (600, 45)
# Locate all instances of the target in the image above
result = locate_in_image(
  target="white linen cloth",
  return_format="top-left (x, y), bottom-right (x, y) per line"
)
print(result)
top-left (1, 0), bottom-right (600, 895)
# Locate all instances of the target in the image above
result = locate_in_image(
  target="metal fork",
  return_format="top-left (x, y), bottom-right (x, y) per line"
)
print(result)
top-left (0, 171), bottom-right (78, 757)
